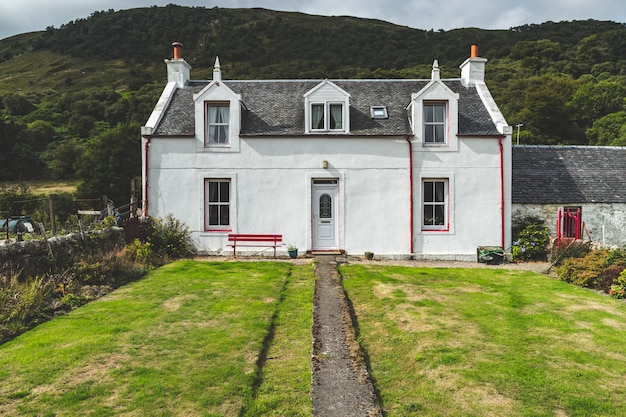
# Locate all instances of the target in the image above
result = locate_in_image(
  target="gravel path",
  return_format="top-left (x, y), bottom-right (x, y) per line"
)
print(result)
top-left (311, 255), bottom-right (382, 417)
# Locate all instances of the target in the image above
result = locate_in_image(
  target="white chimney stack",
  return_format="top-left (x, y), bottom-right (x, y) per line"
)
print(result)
top-left (460, 44), bottom-right (487, 87)
top-left (165, 41), bottom-right (191, 87)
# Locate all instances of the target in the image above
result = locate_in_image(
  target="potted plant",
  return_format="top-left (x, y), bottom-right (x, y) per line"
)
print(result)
top-left (288, 245), bottom-right (298, 259)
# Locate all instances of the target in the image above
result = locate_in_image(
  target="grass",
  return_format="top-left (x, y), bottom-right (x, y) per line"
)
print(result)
top-left (3, 261), bottom-right (626, 416)
top-left (0, 260), bottom-right (315, 416)
top-left (340, 264), bottom-right (626, 417)
top-left (0, 180), bottom-right (78, 195)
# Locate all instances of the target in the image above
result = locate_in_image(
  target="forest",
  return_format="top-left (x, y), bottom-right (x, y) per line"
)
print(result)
top-left (0, 5), bottom-right (626, 204)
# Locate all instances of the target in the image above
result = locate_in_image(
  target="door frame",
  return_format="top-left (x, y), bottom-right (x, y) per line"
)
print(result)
top-left (310, 178), bottom-right (340, 251)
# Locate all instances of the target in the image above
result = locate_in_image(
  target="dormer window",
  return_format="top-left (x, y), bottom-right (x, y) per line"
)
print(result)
top-left (424, 102), bottom-right (446, 144)
top-left (311, 103), bottom-right (344, 131)
top-left (304, 80), bottom-right (350, 134)
top-left (206, 103), bottom-right (230, 145)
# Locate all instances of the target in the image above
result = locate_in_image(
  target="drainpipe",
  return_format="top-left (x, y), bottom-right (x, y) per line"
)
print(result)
top-left (142, 136), bottom-right (151, 217)
top-left (498, 136), bottom-right (505, 248)
top-left (405, 136), bottom-right (414, 254)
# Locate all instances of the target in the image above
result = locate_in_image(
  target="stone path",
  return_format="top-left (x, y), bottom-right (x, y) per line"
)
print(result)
top-left (311, 255), bottom-right (382, 417)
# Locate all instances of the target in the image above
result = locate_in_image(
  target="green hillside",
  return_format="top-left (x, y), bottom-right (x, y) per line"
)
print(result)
top-left (1, 5), bottom-right (626, 201)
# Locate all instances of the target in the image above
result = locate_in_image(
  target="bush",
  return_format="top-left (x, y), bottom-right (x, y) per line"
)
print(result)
top-left (609, 270), bottom-right (626, 299)
top-left (548, 239), bottom-right (593, 265)
top-left (0, 276), bottom-right (54, 343)
top-left (556, 249), bottom-right (626, 290)
top-left (141, 214), bottom-right (194, 261)
top-left (511, 221), bottom-right (550, 261)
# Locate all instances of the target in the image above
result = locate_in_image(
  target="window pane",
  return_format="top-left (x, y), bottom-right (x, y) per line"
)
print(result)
top-left (434, 205), bottom-right (445, 225)
top-left (208, 205), bottom-right (219, 225)
top-left (435, 181), bottom-right (445, 202)
top-left (220, 181), bottom-right (229, 202)
top-left (425, 105), bottom-right (434, 122)
top-left (219, 205), bottom-right (229, 225)
top-left (320, 194), bottom-right (332, 218)
top-left (424, 181), bottom-right (434, 202)
top-left (209, 182), bottom-right (218, 202)
top-left (434, 125), bottom-right (444, 142)
top-left (312, 104), bottom-right (324, 129)
top-left (423, 205), bottom-right (434, 226)
top-left (330, 104), bottom-right (343, 129)
top-left (433, 104), bottom-right (445, 122)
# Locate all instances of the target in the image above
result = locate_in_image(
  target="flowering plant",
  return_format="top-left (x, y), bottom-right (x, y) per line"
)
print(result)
top-left (512, 222), bottom-right (549, 261)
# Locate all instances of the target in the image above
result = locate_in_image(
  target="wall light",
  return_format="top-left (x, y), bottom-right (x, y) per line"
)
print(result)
top-left (322, 160), bottom-right (328, 169)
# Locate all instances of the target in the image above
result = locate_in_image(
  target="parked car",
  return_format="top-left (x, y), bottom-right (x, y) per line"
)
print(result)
top-left (0, 216), bottom-right (36, 234)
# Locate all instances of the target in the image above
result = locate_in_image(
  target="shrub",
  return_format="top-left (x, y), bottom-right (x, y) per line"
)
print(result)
top-left (141, 214), bottom-right (194, 261)
top-left (0, 276), bottom-right (54, 344)
top-left (548, 239), bottom-right (593, 265)
top-left (610, 270), bottom-right (626, 299)
top-left (556, 249), bottom-right (626, 290)
top-left (511, 221), bottom-right (550, 261)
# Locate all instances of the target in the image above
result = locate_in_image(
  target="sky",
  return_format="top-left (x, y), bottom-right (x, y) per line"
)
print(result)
top-left (1, 0), bottom-right (626, 41)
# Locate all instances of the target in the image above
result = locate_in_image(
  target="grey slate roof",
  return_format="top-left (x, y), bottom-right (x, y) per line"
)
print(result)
top-left (152, 79), bottom-right (501, 137)
top-left (512, 145), bottom-right (626, 204)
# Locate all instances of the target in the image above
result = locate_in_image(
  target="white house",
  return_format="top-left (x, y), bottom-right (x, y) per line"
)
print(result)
top-left (141, 43), bottom-right (512, 260)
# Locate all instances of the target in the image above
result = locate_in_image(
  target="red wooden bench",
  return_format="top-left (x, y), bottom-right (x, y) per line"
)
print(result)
top-left (227, 233), bottom-right (283, 258)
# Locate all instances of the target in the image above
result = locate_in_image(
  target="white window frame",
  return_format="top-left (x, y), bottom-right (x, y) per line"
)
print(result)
top-left (310, 102), bottom-right (345, 132)
top-left (205, 102), bottom-right (230, 146)
top-left (205, 178), bottom-right (231, 230)
top-left (423, 102), bottom-right (447, 145)
top-left (422, 178), bottom-right (448, 231)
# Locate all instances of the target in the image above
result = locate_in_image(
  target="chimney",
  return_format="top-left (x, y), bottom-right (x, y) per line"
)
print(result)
top-left (460, 44), bottom-right (487, 87)
top-left (165, 41), bottom-right (191, 87)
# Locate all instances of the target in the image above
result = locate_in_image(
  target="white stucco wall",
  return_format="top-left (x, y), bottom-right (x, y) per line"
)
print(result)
top-left (146, 133), bottom-right (509, 259)
top-left (147, 136), bottom-right (413, 256)
top-left (513, 203), bottom-right (626, 247)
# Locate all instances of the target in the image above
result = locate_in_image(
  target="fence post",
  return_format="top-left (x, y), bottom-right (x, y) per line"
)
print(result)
top-left (49, 196), bottom-right (56, 235)
top-left (39, 222), bottom-right (54, 259)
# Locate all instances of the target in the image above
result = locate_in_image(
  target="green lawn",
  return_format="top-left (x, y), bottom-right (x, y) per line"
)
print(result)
top-left (2, 261), bottom-right (626, 416)
top-left (0, 261), bottom-right (314, 417)
top-left (341, 264), bottom-right (626, 417)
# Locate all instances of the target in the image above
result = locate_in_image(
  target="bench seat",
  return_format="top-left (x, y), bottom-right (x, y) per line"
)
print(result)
top-left (227, 233), bottom-right (283, 258)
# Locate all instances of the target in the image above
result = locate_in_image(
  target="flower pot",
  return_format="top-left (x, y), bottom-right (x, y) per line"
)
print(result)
top-left (288, 249), bottom-right (298, 259)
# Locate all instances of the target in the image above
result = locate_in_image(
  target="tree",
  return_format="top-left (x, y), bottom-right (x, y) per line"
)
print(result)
top-left (586, 111), bottom-right (626, 145)
top-left (75, 122), bottom-right (141, 204)
top-left (568, 79), bottom-right (626, 129)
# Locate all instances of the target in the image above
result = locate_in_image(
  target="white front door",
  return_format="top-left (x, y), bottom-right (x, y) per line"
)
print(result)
top-left (312, 179), bottom-right (339, 251)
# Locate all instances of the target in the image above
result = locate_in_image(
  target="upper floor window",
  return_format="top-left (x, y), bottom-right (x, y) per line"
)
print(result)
top-left (311, 103), bottom-right (344, 131)
top-left (424, 102), bottom-right (446, 144)
top-left (206, 103), bottom-right (229, 145)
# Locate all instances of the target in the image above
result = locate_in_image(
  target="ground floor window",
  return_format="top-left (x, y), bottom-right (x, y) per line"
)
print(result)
top-left (205, 179), bottom-right (230, 230)
top-left (422, 179), bottom-right (448, 230)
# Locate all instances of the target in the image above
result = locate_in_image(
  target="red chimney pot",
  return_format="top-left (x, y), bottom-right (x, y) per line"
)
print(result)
top-left (172, 42), bottom-right (183, 59)
top-left (471, 44), bottom-right (478, 58)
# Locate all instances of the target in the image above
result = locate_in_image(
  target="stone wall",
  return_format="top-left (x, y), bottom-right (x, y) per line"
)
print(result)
top-left (0, 228), bottom-right (125, 279)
